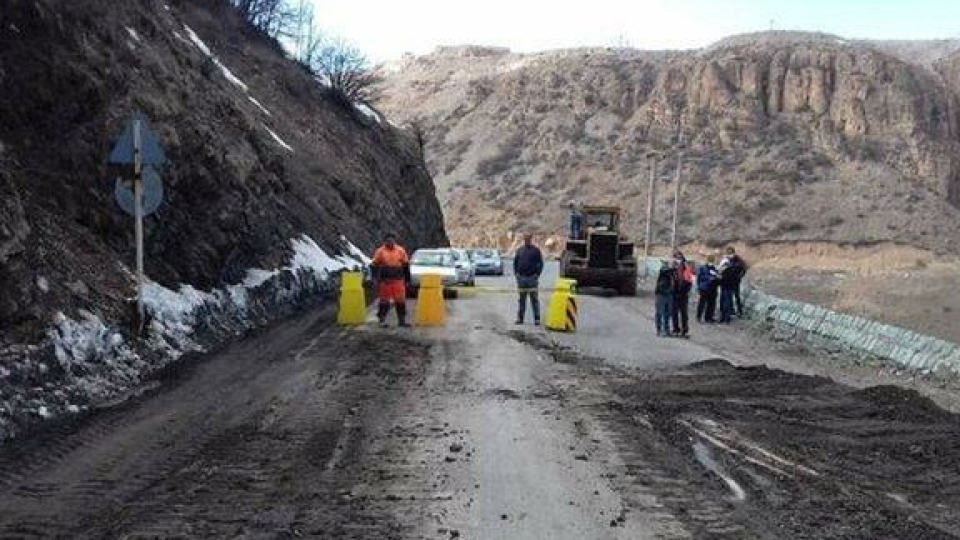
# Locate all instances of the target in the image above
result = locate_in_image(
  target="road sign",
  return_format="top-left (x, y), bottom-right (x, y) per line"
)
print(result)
top-left (108, 112), bottom-right (169, 336)
top-left (109, 113), bottom-right (167, 166)
top-left (115, 165), bottom-right (163, 217)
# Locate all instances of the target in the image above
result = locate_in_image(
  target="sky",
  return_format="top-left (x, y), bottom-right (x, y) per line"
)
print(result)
top-left (310, 0), bottom-right (960, 62)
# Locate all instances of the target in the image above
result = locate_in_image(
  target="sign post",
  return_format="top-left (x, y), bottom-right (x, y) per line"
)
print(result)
top-left (109, 113), bottom-right (166, 335)
top-left (133, 117), bottom-right (145, 330)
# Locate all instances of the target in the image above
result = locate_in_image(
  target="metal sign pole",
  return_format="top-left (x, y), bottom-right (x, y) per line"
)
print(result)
top-left (133, 118), bottom-right (145, 333)
top-left (671, 146), bottom-right (682, 253)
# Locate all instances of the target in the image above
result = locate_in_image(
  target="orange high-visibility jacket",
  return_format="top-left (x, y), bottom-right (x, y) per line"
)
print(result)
top-left (372, 244), bottom-right (409, 280)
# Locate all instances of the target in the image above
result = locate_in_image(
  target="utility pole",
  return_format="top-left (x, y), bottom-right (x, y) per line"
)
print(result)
top-left (670, 130), bottom-right (684, 253)
top-left (643, 155), bottom-right (657, 261)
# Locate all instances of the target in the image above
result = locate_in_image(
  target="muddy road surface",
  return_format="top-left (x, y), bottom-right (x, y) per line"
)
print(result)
top-left (2, 264), bottom-right (960, 539)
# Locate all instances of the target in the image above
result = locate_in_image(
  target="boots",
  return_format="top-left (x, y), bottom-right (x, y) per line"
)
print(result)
top-left (377, 301), bottom-right (390, 327)
top-left (396, 302), bottom-right (410, 327)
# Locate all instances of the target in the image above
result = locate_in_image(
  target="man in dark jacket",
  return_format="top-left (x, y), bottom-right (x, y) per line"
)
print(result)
top-left (654, 260), bottom-right (675, 336)
top-left (513, 233), bottom-right (544, 324)
top-left (696, 255), bottom-right (719, 323)
top-left (725, 247), bottom-right (747, 317)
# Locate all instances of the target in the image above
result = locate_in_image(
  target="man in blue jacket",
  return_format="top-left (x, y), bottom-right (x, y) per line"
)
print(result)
top-left (513, 233), bottom-right (544, 325)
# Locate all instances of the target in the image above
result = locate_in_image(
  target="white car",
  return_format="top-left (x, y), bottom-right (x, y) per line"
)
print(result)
top-left (449, 248), bottom-right (476, 286)
top-left (408, 249), bottom-right (458, 293)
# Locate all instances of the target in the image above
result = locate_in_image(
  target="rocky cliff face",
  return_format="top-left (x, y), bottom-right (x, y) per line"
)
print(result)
top-left (0, 0), bottom-right (447, 345)
top-left (376, 33), bottom-right (960, 253)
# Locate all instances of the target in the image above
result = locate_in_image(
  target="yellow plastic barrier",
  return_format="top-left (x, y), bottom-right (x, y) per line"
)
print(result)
top-left (415, 274), bottom-right (446, 326)
top-left (545, 278), bottom-right (578, 332)
top-left (337, 271), bottom-right (367, 325)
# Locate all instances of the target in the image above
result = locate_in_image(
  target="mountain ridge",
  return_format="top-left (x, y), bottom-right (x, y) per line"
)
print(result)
top-left (376, 31), bottom-right (960, 252)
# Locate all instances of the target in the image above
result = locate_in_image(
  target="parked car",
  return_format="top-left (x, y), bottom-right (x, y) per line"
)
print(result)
top-left (449, 248), bottom-right (476, 286)
top-left (408, 249), bottom-right (458, 297)
top-left (472, 248), bottom-right (504, 276)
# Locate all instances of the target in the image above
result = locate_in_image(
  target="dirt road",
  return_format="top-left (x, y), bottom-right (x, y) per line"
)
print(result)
top-left (2, 264), bottom-right (960, 538)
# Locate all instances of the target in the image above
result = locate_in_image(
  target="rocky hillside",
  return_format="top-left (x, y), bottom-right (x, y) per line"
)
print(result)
top-left (375, 33), bottom-right (960, 253)
top-left (0, 0), bottom-right (446, 345)
top-left (0, 0), bottom-right (448, 437)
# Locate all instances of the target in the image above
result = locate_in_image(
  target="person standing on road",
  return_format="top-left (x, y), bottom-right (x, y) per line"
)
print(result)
top-left (654, 259), bottom-right (675, 337)
top-left (671, 251), bottom-right (693, 338)
top-left (717, 251), bottom-right (738, 323)
top-left (371, 233), bottom-right (410, 328)
top-left (513, 233), bottom-right (544, 325)
top-left (725, 247), bottom-right (748, 317)
top-left (696, 255), bottom-right (719, 323)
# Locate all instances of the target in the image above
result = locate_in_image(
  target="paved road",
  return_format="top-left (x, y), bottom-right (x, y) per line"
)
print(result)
top-left (1, 263), bottom-right (960, 538)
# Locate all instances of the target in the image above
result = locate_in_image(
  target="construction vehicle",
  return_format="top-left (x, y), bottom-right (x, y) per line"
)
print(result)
top-left (559, 205), bottom-right (638, 295)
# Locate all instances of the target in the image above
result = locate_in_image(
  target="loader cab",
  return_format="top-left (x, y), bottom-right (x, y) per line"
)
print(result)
top-left (561, 205), bottom-right (637, 295)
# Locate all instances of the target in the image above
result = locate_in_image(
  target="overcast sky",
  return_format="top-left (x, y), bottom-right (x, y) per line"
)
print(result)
top-left (310, 0), bottom-right (960, 62)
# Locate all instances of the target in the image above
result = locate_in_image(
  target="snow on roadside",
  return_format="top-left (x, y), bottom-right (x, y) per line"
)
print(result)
top-left (2, 235), bottom-right (369, 442)
top-left (144, 234), bottom-right (364, 356)
top-left (264, 125), bottom-right (294, 152)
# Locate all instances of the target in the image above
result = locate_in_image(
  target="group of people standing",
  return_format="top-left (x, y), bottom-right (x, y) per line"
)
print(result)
top-left (654, 247), bottom-right (747, 337)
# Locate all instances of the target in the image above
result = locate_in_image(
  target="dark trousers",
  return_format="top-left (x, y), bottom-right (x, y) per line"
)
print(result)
top-left (655, 294), bottom-right (672, 334)
top-left (377, 300), bottom-right (407, 324)
top-left (719, 286), bottom-right (735, 322)
top-left (697, 288), bottom-right (717, 322)
top-left (671, 291), bottom-right (689, 335)
top-left (516, 275), bottom-right (540, 322)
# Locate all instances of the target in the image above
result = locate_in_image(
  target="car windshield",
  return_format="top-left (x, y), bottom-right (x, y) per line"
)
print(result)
top-left (474, 249), bottom-right (498, 259)
top-left (411, 251), bottom-right (450, 266)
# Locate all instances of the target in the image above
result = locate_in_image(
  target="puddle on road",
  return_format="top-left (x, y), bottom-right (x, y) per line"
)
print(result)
top-left (692, 441), bottom-right (747, 501)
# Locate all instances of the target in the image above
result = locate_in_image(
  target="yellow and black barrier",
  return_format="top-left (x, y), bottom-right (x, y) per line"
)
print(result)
top-left (545, 278), bottom-right (578, 333)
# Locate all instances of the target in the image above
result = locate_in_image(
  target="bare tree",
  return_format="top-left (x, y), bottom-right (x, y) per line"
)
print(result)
top-left (229, 0), bottom-right (297, 39)
top-left (306, 37), bottom-right (382, 105)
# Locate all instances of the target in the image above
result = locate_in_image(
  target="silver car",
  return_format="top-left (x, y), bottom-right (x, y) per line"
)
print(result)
top-left (408, 249), bottom-right (458, 291)
top-left (449, 248), bottom-right (476, 286)
top-left (471, 248), bottom-right (504, 276)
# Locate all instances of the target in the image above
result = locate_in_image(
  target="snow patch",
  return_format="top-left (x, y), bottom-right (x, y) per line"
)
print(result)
top-left (341, 236), bottom-right (372, 265)
top-left (37, 276), bottom-right (49, 293)
top-left (50, 310), bottom-right (141, 389)
top-left (126, 27), bottom-right (141, 43)
top-left (355, 103), bottom-right (382, 123)
top-left (142, 283), bottom-right (217, 356)
top-left (243, 268), bottom-right (279, 288)
top-left (264, 125), bottom-right (294, 152)
top-left (183, 24), bottom-right (249, 92)
top-left (248, 96), bottom-right (272, 116)
top-left (292, 235), bottom-right (352, 277)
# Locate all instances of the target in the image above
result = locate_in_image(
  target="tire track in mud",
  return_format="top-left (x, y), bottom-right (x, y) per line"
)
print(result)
top-left (506, 330), bottom-right (960, 539)
top-left (0, 309), bottom-right (442, 539)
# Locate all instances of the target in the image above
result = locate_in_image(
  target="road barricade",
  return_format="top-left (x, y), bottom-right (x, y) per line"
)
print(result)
top-left (337, 271), bottom-right (366, 326)
top-left (415, 274), bottom-right (447, 326)
top-left (545, 278), bottom-right (578, 332)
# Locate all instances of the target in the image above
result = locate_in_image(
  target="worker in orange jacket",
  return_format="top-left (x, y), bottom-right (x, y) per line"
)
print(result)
top-left (372, 233), bottom-right (410, 327)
